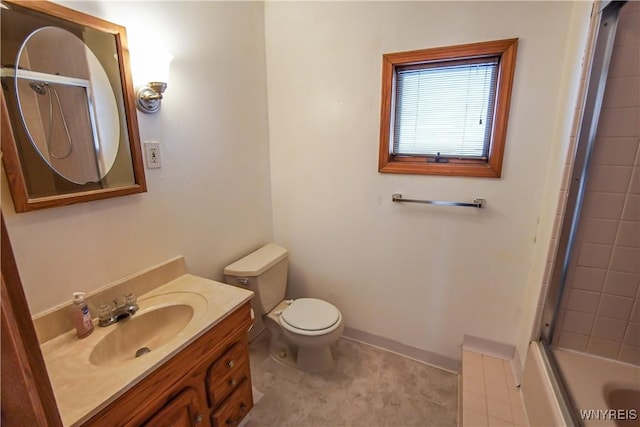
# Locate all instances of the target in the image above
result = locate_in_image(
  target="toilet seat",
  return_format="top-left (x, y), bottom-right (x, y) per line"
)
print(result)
top-left (279, 298), bottom-right (342, 336)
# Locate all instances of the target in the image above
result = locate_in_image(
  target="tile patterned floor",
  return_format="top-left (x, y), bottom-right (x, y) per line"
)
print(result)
top-left (461, 351), bottom-right (529, 427)
top-left (244, 332), bottom-right (459, 427)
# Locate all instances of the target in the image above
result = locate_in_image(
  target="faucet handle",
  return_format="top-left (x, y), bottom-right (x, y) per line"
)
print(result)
top-left (97, 304), bottom-right (111, 320)
top-left (125, 292), bottom-right (137, 306)
top-left (97, 304), bottom-right (116, 327)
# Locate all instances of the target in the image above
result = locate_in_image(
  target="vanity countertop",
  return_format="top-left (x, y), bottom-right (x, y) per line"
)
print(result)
top-left (39, 273), bottom-right (253, 426)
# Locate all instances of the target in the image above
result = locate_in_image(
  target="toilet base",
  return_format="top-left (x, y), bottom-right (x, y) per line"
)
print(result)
top-left (268, 333), bottom-right (337, 373)
top-left (296, 345), bottom-right (335, 373)
top-left (264, 304), bottom-right (343, 374)
top-left (269, 333), bottom-right (298, 368)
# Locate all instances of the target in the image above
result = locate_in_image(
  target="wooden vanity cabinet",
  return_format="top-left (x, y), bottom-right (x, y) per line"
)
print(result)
top-left (83, 302), bottom-right (253, 427)
top-left (141, 387), bottom-right (203, 427)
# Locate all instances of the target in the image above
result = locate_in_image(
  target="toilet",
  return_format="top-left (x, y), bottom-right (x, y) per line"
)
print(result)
top-left (224, 243), bottom-right (344, 373)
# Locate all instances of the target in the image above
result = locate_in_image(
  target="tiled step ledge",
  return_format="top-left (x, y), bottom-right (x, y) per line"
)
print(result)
top-left (461, 336), bottom-right (530, 427)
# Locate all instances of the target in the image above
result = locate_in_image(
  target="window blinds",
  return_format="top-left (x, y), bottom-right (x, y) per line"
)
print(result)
top-left (393, 58), bottom-right (499, 158)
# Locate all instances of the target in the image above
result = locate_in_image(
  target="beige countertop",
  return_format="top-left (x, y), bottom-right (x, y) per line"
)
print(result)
top-left (40, 274), bottom-right (253, 426)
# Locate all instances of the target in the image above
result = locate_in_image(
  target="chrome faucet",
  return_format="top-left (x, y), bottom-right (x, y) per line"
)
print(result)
top-left (97, 293), bottom-right (139, 327)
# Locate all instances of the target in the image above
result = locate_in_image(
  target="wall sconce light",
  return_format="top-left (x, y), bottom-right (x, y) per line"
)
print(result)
top-left (136, 82), bottom-right (168, 114)
top-left (133, 50), bottom-right (173, 114)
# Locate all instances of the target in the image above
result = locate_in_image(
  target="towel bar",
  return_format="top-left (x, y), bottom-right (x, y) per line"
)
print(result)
top-left (392, 193), bottom-right (486, 209)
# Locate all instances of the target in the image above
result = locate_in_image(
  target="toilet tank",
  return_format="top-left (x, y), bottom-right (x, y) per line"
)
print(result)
top-left (224, 243), bottom-right (288, 314)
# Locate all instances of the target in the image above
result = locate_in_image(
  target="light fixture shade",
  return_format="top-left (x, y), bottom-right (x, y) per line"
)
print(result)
top-left (130, 47), bottom-right (173, 113)
top-left (131, 48), bottom-right (173, 87)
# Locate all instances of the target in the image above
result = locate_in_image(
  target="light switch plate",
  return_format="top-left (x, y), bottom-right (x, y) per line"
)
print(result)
top-left (144, 141), bottom-right (161, 169)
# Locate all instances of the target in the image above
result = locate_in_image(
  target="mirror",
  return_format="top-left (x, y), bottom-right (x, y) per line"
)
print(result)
top-left (14, 26), bottom-right (121, 184)
top-left (1, 0), bottom-right (146, 212)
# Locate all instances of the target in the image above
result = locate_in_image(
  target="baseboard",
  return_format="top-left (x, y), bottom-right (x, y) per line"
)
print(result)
top-left (342, 327), bottom-right (460, 373)
top-left (462, 334), bottom-right (523, 386)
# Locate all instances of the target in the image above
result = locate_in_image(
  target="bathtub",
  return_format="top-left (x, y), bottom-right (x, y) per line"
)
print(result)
top-left (553, 349), bottom-right (640, 427)
top-left (523, 343), bottom-right (640, 427)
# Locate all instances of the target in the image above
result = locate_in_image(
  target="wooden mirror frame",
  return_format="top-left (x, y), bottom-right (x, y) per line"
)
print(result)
top-left (1, 0), bottom-right (146, 213)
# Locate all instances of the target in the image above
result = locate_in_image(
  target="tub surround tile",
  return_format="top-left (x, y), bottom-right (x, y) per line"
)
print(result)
top-left (573, 267), bottom-right (607, 292)
top-left (557, 331), bottom-right (589, 352)
top-left (591, 316), bottom-right (627, 341)
top-left (604, 271), bottom-right (640, 297)
top-left (587, 337), bottom-right (621, 359)
top-left (591, 137), bottom-right (639, 165)
top-left (623, 322), bottom-right (640, 346)
top-left (616, 221), bottom-right (640, 248)
top-left (576, 218), bottom-right (619, 245)
top-left (577, 243), bottom-right (614, 269)
top-left (596, 108), bottom-right (639, 138)
top-left (567, 289), bottom-right (601, 314)
top-left (585, 166), bottom-right (633, 193)
top-left (619, 344), bottom-right (640, 365)
top-left (609, 41), bottom-right (640, 78)
top-left (630, 300), bottom-right (640, 323)
top-left (629, 166), bottom-right (640, 194)
top-left (562, 310), bottom-right (595, 336)
top-left (622, 195), bottom-right (640, 221)
top-left (582, 192), bottom-right (626, 220)
top-left (598, 294), bottom-right (634, 320)
top-left (610, 246), bottom-right (640, 274)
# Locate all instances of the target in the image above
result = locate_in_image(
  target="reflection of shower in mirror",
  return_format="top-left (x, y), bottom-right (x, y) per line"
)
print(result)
top-left (28, 80), bottom-right (74, 160)
top-left (6, 26), bottom-right (121, 185)
top-left (28, 81), bottom-right (46, 95)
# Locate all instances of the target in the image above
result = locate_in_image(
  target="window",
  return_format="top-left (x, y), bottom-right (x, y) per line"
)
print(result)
top-left (378, 38), bottom-right (518, 177)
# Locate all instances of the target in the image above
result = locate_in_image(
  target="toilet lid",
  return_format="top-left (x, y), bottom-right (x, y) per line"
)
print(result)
top-left (280, 298), bottom-right (340, 331)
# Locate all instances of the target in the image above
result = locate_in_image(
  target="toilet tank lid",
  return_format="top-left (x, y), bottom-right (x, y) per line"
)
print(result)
top-left (224, 243), bottom-right (288, 276)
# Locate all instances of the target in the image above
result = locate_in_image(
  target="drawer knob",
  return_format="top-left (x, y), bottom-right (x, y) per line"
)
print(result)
top-left (194, 413), bottom-right (203, 424)
top-left (229, 378), bottom-right (237, 387)
top-left (225, 403), bottom-right (247, 426)
top-left (228, 360), bottom-right (235, 368)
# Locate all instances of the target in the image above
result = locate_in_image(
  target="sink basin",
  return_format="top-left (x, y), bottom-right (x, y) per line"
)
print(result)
top-left (89, 304), bottom-right (194, 366)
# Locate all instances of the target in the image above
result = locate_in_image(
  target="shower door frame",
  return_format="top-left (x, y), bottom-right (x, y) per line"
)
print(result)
top-left (540, 0), bottom-right (626, 345)
top-left (537, 1), bottom-right (628, 425)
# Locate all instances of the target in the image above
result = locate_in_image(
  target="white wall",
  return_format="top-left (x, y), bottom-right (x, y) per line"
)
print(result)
top-left (265, 1), bottom-right (591, 361)
top-left (516, 2), bottom-right (595, 366)
top-left (2, 1), bottom-right (593, 366)
top-left (2, 1), bottom-right (273, 314)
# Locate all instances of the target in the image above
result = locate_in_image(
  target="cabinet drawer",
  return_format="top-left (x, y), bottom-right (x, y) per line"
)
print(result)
top-left (211, 379), bottom-right (252, 427)
top-left (206, 341), bottom-right (249, 407)
top-left (142, 387), bottom-right (205, 427)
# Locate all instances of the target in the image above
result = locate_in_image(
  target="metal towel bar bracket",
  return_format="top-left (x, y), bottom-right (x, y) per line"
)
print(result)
top-left (392, 193), bottom-right (486, 209)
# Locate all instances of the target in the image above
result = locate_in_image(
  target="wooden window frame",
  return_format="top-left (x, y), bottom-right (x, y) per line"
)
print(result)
top-left (378, 38), bottom-right (518, 178)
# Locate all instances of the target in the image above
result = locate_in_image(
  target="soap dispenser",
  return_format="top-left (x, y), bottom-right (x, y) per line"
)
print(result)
top-left (72, 292), bottom-right (94, 338)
